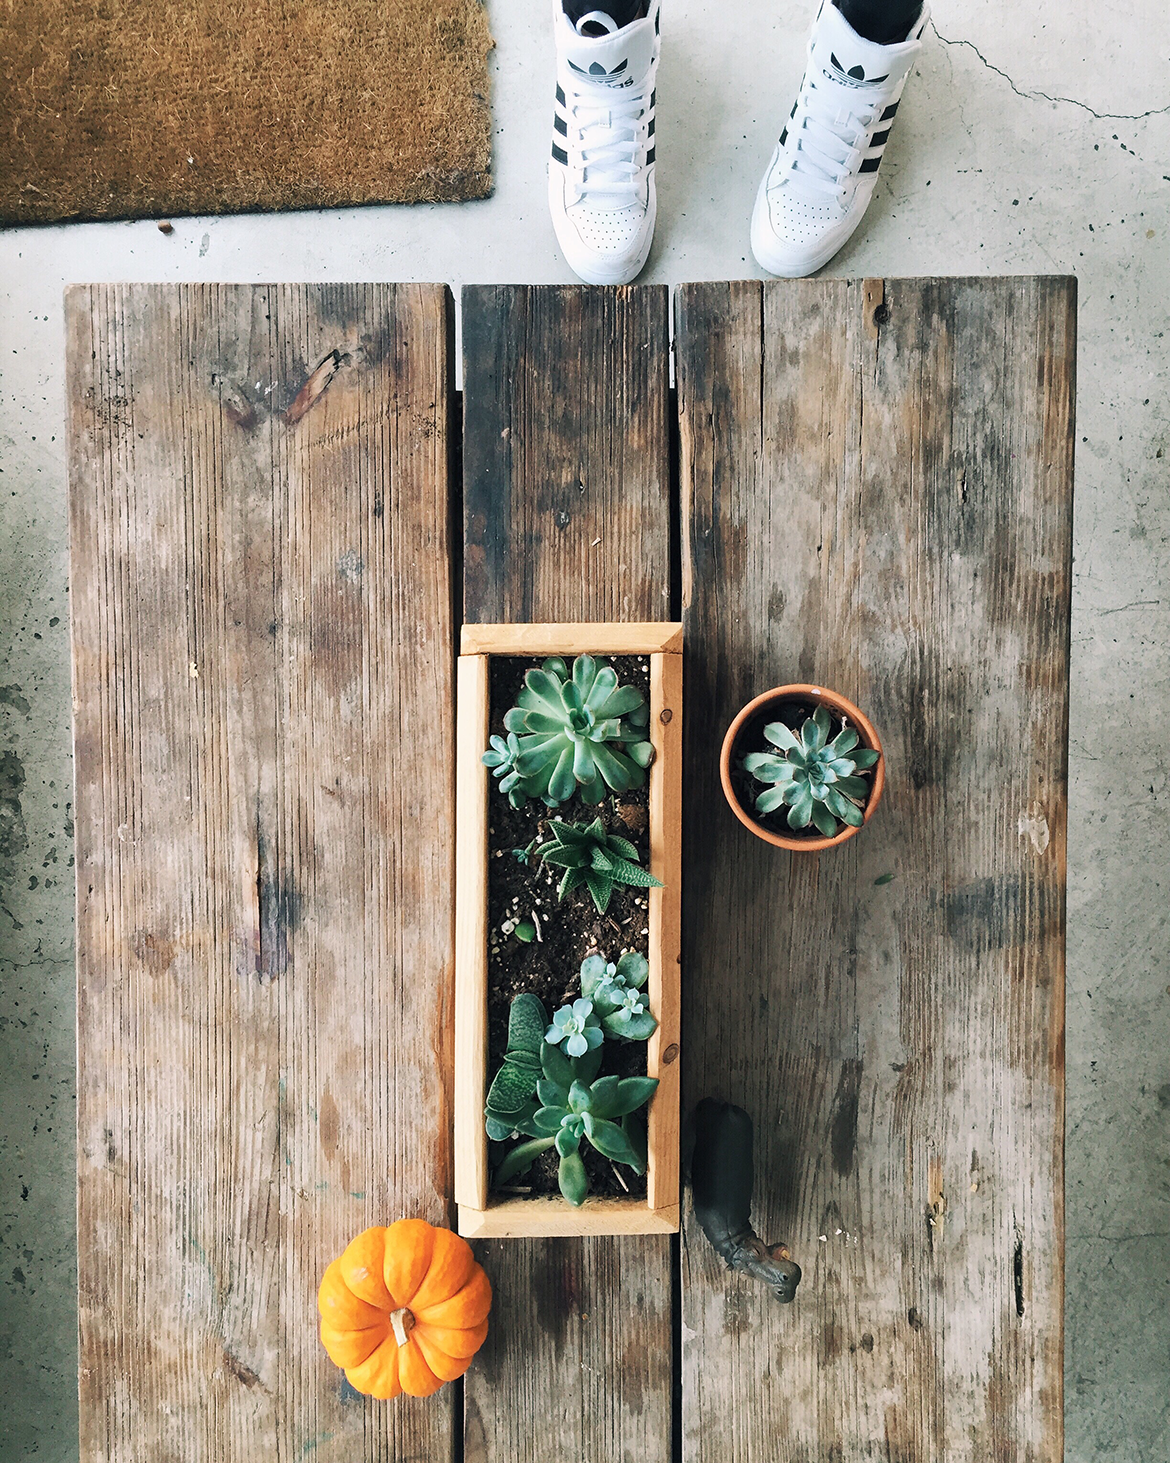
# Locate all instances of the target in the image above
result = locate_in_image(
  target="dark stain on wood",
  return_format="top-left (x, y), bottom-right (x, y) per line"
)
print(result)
top-left (284, 347), bottom-right (346, 425)
top-left (222, 1347), bottom-right (264, 1391)
top-left (829, 1059), bottom-right (863, 1177)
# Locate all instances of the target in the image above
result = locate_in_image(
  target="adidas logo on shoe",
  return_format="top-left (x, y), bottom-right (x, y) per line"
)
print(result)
top-left (567, 56), bottom-right (635, 87)
top-left (826, 52), bottom-right (889, 86)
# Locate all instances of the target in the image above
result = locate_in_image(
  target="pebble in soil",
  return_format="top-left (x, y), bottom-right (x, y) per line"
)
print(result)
top-left (486, 654), bottom-right (653, 1202)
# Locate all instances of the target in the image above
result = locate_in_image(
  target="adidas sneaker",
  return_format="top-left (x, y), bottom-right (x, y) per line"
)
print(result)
top-left (751, 0), bottom-right (928, 278)
top-left (549, 2), bottom-right (660, 286)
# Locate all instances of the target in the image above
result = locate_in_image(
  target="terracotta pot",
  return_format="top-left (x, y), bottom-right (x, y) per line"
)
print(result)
top-left (719, 683), bottom-right (885, 852)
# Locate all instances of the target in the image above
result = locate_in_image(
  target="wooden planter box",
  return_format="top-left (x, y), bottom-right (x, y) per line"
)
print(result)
top-left (454, 623), bottom-right (682, 1237)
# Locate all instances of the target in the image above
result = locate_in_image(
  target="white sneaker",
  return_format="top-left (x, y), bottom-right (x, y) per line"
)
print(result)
top-left (549, 2), bottom-right (660, 285)
top-left (751, 1), bottom-right (928, 277)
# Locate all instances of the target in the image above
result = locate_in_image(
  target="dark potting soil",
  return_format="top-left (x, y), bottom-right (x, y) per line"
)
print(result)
top-left (486, 654), bottom-right (651, 1202)
top-left (729, 697), bottom-right (875, 840)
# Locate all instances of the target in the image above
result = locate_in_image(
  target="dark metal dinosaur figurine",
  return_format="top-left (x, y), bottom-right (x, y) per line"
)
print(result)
top-left (689, 1098), bottom-right (802, 1304)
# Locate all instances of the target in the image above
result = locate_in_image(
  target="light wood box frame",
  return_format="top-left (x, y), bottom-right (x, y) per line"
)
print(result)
top-left (454, 623), bottom-right (682, 1238)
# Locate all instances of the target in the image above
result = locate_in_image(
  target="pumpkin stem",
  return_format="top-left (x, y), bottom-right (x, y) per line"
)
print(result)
top-left (389, 1306), bottom-right (415, 1348)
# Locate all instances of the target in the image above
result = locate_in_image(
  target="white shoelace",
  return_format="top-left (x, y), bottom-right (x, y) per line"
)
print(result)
top-left (563, 79), bottom-right (651, 206)
top-left (785, 79), bottom-right (878, 200)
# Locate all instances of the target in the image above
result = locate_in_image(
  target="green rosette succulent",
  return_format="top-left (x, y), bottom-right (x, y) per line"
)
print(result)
top-left (580, 952), bottom-right (656, 1041)
top-left (485, 654), bottom-right (655, 807)
top-left (494, 1039), bottom-right (659, 1205)
top-left (532, 816), bottom-right (663, 914)
top-left (742, 704), bottom-right (880, 838)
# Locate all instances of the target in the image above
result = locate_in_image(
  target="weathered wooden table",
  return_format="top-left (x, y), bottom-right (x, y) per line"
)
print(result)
top-left (68, 277), bottom-right (1075, 1463)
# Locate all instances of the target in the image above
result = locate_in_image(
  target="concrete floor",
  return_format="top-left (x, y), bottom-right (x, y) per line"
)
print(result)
top-left (1, 0), bottom-right (1168, 1457)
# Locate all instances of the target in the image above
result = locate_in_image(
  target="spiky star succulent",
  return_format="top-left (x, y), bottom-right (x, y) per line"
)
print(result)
top-left (532, 816), bottom-right (663, 914)
top-left (484, 655), bottom-right (654, 808)
top-left (742, 704), bottom-right (880, 838)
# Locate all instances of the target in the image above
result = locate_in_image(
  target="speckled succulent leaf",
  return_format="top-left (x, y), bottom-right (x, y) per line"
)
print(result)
top-left (584, 872), bottom-right (614, 913)
top-left (507, 993), bottom-right (547, 1057)
top-left (600, 856), bottom-right (659, 888)
top-left (485, 1059), bottom-right (539, 1116)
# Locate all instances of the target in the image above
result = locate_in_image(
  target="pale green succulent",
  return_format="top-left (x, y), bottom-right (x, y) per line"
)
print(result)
top-left (742, 704), bottom-right (880, 838)
top-left (485, 654), bottom-right (654, 807)
top-left (580, 952), bottom-right (656, 1041)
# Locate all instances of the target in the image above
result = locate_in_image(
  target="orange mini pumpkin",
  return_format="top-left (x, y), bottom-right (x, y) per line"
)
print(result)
top-left (318, 1219), bottom-right (491, 1399)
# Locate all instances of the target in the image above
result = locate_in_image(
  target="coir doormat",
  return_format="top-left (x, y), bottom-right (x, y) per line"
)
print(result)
top-left (0, 0), bottom-right (494, 225)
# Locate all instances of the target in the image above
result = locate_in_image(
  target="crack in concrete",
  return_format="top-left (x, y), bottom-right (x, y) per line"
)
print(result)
top-left (931, 23), bottom-right (1170, 122)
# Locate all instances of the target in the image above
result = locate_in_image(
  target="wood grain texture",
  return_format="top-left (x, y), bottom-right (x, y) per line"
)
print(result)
top-left (646, 650), bottom-right (683, 1213)
top-left (460, 622), bottom-right (684, 654)
top-left (454, 636), bottom-right (680, 1236)
top-left (455, 653), bottom-right (492, 1212)
top-left (461, 284), bottom-right (673, 1463)
top-left (460, 1199), bottom-right (680, 1238)
top-left (676, 278), bottom-right (1074, 1463)
top-left (68, 283), bottom-right (456, 1463)
top-left (463, 285), bottom-right (672, 626)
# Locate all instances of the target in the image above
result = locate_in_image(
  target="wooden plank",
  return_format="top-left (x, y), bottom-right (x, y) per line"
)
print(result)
top-left (68, 283), bottom-right (457, 1463)
top-left (646, 650), bottom-right (683, 1213)
top-left (676, 277), bottom-right (1074, 1463)
top-left (461, 284), bottom-right (673, 1463)
top-left (460, 621), bottom-right (684, 655)
top-left (454, 653), bottom-right (492, 1212)
top-left (461, 1200), bottom-right (680, 1239)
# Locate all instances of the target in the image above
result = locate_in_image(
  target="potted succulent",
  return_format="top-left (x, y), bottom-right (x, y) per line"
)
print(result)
top-left (454, 623), bottom-right (682, 1238)
top-left (720, 683), bottom-right (884, 851)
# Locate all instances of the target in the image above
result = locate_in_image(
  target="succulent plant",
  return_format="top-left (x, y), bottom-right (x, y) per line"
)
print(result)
top-left (484, 655), bottom-right (655, 807)
top-left (532, 816), bottom-right (663, 914)
top-left (494, 1034), bottom-right (659, 1205)
top-left (484, 993), bottom-right (548, 1142)
top-left (482, 733), bottom-right (528, 808)
top-left (580, 952), bottom-right (656, 1041)
top-left (545, 997), bottom-right (604, 1059)
top-left (742, 704), bottom-right (880, 838)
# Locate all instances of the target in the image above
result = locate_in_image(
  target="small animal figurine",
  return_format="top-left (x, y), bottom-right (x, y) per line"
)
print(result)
top-left (689, 1098), bottom-right (802, 1304)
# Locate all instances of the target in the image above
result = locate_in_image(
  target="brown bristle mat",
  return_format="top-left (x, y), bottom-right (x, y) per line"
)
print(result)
top-left (0, 0), bottom-right (494, 225)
